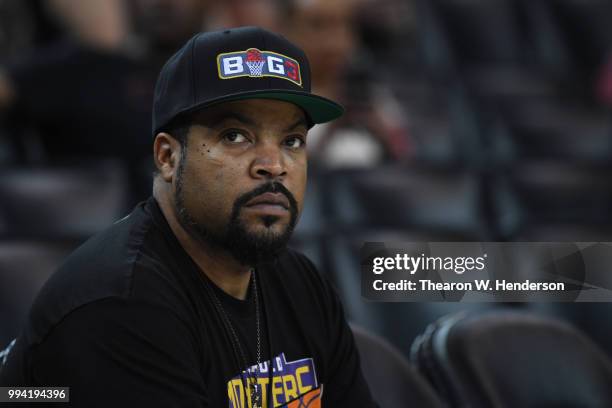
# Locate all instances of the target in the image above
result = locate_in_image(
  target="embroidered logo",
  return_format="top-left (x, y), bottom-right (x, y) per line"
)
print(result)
top-left (217, 48), bottom-right (302, 86)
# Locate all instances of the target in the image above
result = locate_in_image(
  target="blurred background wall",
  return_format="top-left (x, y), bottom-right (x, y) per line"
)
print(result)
top-left (1, 0), bottom-right (612, 359)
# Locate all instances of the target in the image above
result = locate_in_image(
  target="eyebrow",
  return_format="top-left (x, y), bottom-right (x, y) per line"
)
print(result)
top-left (284, 117), bottom-right (309, 133)
top-left (204, 112), bottom-right (257, 129)
top-left (199, 111), bottom-right (308, 132)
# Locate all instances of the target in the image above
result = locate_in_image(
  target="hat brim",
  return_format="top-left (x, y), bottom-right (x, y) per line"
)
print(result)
top-left (179, 89), bottom-right (344, 128)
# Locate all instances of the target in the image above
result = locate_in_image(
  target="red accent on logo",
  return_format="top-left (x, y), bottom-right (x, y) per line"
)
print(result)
top-left (284, 387), bottom-right (321, 407)
top-left (246, 48), bottom-right (264, 62)
top-left (284, 60), bottom-right (299, 82)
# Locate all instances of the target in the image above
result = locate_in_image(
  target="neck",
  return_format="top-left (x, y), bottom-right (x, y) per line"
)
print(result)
top-left (154, 189), bottom-right (252, 300)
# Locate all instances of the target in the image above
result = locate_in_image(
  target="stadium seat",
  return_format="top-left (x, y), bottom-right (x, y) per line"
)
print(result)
top-left (0, 240), bottom-right (73, 346)
top-left (351, 324), bottom-right (444, 407)
top-left (523, 0), bottom-right (612, 104)
top-left (417, 0), bottom-right (526, 73)
top-left (541, 0), bottom-right (612, 77)
top-left (416, 0), bottom-right (569, 145)
top-left (500, 101), bottom-right (612, 163)
top-left (0, 160), bottom-right (129, 239)
top-left (533, 302), bottom-right (612, 361)
top-left (416, 0), bottom-right (559, 93)
top-left (411, 310), bottom-right (612, 407)
top-left (514, 223), bottom-right (612, 242)
top-left (319, 165), bottom-right (486, 237)
top-left (491, 161), bottom-right (612, 239)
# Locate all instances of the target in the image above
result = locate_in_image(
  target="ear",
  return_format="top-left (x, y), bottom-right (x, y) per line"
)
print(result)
top-left (153, 132), bottom-right (182, 182)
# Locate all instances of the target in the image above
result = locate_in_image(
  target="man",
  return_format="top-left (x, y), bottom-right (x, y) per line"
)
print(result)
top-left (0, 26), bottom-right (378, 407)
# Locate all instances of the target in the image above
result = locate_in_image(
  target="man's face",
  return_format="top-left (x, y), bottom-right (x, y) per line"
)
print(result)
top-left (287, 0), bottom-right (356, 82)
top-left (130, 0), bottom-right (207, 50)
top-left (172, 99), bottom-right (308, 265)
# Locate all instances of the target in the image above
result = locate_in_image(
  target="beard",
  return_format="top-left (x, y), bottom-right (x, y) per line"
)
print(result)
top-left (174, 151), bottom-right (299, 266)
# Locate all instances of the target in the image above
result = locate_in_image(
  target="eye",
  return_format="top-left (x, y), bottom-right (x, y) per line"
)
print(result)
top-left (223, 130), bottom-right (249, 144)
top-left (284, 136), bottom-right (305, 149)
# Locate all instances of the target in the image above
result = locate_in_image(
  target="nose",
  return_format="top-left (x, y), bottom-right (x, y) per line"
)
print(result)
top-left (250, 142), bottom-right (287, 180)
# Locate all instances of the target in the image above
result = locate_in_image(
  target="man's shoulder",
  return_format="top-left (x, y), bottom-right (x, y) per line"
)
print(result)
top-left (25, 201), bottom-right (179, 345)
top-left (45, 205), bottom-right (153, 297)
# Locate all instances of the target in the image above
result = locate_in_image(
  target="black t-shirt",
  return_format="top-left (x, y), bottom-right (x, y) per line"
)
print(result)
top-left (0, 197), bottom-right (377, 407)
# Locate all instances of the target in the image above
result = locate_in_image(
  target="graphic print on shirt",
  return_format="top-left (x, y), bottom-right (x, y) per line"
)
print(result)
top-left (227, 352), bottom-right (321, 407)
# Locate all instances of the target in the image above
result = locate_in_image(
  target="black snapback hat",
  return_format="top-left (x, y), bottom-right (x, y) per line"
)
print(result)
top-left (152, 26), bottom-right (344, 136)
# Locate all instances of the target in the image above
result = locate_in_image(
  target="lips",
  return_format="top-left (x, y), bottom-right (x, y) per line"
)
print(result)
top-left (245, 192), bottom-right (290, 209)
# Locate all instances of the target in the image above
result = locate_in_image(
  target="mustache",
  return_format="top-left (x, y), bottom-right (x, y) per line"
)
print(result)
top-left (234, 182), bottom-right (298, 213)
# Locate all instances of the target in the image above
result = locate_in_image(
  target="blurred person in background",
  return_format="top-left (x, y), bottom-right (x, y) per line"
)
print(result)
top-left (0, 1), bottom-right (40, 59)
top-left (44, 0), bottom-right (130, 51)
top-left (0, 0), bottom-right (209, 203)
top-left (0, 0), bottom-right (75, 59)
top-left (204, 0), bottom-right (281, 32)
top-left (596, 50), bottom-right (612, 106)
top-left (282, 0), bottom-right (413, 168)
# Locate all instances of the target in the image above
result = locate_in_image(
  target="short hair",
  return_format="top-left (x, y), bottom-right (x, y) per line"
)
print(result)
top-left (162, 114), bottom-right (192, 148)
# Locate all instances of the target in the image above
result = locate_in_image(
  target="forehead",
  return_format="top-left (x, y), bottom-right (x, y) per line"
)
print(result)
top-left (192, 99), bottom-right (307, 130)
